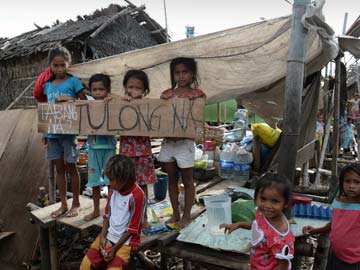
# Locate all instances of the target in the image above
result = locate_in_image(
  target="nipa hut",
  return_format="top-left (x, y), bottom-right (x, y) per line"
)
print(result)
top-left (0, 3), bottom-right (168, 110)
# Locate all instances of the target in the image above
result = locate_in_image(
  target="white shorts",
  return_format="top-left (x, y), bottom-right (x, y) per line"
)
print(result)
top-left (158, 139), bottom-right (195, 168)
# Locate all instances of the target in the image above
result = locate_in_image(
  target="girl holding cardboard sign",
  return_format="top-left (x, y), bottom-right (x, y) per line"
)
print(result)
top-left (159, 57), bottom-right (206, 228)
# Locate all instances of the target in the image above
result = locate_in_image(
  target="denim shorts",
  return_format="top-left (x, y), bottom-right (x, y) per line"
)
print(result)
top-left (46, 136), bottom-right (79, 163)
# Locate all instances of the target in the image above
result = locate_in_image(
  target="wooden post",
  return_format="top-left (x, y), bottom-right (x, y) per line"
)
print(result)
top-left (313, 234), bottom-right (330, 270)
top-left (314, 90), bottom-right (334, 185)
top-left (328, 56), bottom-right (341, 203)
top-left (183, 259), bottom-right (191, 270)
top-left (160, 253), bottom-right (168, 270)
top-left (48, 160), bottom-right (56, 204)
top-left (217, 103), bottom-right (221, 125)
top-left (49, 226), bottom-right (57, 270)
top-left (302, 161), bottom-right (309, 186)
top-left (278, 0), bottom-right (309, 183)
top-left (39, 228), bottom-right (51, 270)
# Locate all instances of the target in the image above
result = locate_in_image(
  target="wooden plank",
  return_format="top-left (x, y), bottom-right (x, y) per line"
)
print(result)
top-left (0, 110), bottom-right (48, 269)
top-left (153, 241), bottom-right (249, 270)
top-left (0, 232), bottom-right (15, 241)
top-left (195, 177), bottom-right (223, 194)
top-left (38, 98), bottom-right (205, 138)
top-left (296, 140), bottom-right (315, 167)
top-left (31, 196), bottom-right (107, 229)
top-left (0, 109), bottom-right (23, 159)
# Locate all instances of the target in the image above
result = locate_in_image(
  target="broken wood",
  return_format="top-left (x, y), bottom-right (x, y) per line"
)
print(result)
top-left (5, 80), bottom-right (35, 110)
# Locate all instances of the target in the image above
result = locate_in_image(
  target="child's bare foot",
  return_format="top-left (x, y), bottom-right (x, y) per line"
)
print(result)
top-left (165, 215), bottom-right (180, 224)
top-left (142, 220), bottom-right (152, 230)
top-left (176, 217), bottom-right (192, 228)
top-left (66, 204), bottom-right (80, 217)
top-left (84, 210), bottom-right (100, 221)
top-left (51, 206), bottom-right (68, 218)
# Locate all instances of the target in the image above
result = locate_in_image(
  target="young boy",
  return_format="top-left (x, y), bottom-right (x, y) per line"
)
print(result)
top-left (80, 155), bottom-right (146, 270)
top-left (84, 73), bottom-right (116, 221)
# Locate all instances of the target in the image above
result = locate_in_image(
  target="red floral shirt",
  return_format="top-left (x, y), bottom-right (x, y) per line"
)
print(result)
top-left (250, 209), bottom-right (295, 270)
top-left (119, 136), bottom-right (152, 157)
top-left (160, 88), bottom-right (206, 99)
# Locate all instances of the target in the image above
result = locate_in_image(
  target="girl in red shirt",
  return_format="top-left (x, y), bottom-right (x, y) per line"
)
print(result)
top-left (221, 173), bottom-right (295, 270)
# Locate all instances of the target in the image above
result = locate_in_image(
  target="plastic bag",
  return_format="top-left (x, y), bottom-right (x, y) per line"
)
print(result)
top-left (231, 199), bottom-right (256, 223)
top-left (252, 123), bottom-right (281, 148)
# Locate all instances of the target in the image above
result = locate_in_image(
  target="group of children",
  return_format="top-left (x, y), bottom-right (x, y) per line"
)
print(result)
top-left (35, 46), bottom-right (205, 269)
top-left (35, 46), bottom-right (360, 270)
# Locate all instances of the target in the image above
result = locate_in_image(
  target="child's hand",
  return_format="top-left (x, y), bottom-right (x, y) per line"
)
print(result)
top-left (121, 95), bottom-right (132, 102)
top-left (219, 223), bottom-right (238, 234)
top-left (41, 136), bottom-right (47, 148)
top-left (104, 246), bottom-right (116, 262)
top-left (104, 96), bottom-right (112, 103)
top-left (100, 235), bottom-right (106, 251)
top-left (55, 96), bottom-right (75, 103)
top-left (302, 226), bottom-right (315, 235)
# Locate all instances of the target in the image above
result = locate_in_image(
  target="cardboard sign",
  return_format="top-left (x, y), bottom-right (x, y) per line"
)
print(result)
top-left (38, 98), bottom-right (205, 138)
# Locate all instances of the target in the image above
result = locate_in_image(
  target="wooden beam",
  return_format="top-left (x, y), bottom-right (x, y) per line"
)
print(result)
top-left (328, 56), bottom-right (342, 203)
top-left (296, 140), bottom-right (315, 167)
top-left (278, 0), bottom-right (310, 183)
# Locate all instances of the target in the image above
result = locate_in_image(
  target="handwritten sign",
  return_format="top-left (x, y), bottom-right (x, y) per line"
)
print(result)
top-left (38, 98), bottom-right (205, 138)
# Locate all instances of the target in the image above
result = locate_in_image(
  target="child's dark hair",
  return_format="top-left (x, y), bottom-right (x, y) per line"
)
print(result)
top-left (123, 69), bottom-right (150, 96)
top-left (170, 57), bottom-right (200, 89)
top-left (254, 173), bottom-right (292, 206)
top-left (104, 155), bottom-right (136, 185)
top-left (89, 73), bottom-right (111, 92)
top-left (339, 163), bottom-right (360, 196)
top-left (48, 46), bottom-right (72, 65)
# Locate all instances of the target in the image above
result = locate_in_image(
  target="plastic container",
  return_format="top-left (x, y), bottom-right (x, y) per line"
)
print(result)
top-left (153, 174), bottom-right (168, 201)
top-left (233, 147), bottom-right (253, 181)
top-left (204, 194), bottom-right (232, 235)
top-left (193, 168), bottom-right (215, 181)
top-left (219, 145), bottom-right (234, 179)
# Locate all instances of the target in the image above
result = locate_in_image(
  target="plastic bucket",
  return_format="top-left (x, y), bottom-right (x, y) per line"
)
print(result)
top-left (204, 194), bottom-right (231, 235)
top-left (153, 174), bottom-right (168, 201)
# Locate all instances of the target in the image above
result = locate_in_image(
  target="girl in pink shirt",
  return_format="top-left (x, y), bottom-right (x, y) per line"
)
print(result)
top-left (303, 163), bottom-right (360, 270)
top-left (221, 173), bottom-right (295, 270)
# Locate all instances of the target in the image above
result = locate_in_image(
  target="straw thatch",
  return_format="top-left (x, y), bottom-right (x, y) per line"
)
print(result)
top-left (0, 3), bottom-right (167, 110)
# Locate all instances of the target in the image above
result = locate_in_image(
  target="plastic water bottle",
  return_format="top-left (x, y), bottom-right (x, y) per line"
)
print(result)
top-left (233, 147), bottom-right (253, 181)
top-left (233, 109), bottom-right (248, 141)
top-left (219, 145), bottom-right (234, 179)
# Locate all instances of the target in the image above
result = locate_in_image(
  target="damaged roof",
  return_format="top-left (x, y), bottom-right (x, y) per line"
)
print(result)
top-left (0, 3), bottom-right (168, 61)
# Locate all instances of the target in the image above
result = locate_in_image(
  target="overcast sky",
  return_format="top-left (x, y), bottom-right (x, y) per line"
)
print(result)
top-left (0, 0), bottom-right (359, 40)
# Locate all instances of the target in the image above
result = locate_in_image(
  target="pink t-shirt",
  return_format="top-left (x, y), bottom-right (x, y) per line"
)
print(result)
top-left (329, 199), bottom-right (360, 264)
top-left (250, 209), bottom-right (295, 270)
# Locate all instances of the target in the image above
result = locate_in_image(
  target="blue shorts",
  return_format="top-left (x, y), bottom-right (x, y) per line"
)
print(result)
top-left (46, 137), bottom-right (78, 163)
top-left (87, 148), bottom-right (116, 188)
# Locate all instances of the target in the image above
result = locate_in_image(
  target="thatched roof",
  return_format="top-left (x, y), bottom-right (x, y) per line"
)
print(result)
top-left (0, 3), bottom-right (167, 61)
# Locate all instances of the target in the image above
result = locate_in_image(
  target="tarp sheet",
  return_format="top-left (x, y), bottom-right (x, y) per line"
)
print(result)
top-left (70, 1), bottom-right (337, 126)
top-left (339, 36), bottom-right (360, 58)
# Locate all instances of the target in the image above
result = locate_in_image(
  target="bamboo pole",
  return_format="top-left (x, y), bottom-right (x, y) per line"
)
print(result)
top-left (278, 0), bottom-right (309, 183)
top-left (314, 90), bottom-right (335, 185)
top-left (328, 56), bottom-right (341, 203)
